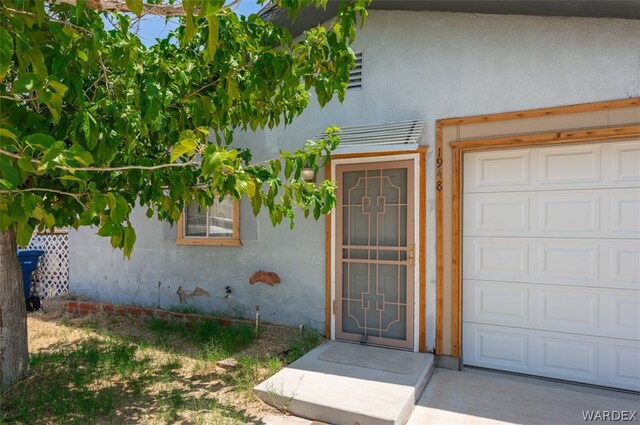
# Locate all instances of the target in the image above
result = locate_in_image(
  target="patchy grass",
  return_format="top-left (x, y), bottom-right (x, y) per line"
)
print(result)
top-left (4, 339), bottom-right (152, 423)
top-left (285, 328), bottom-right (324, 363)
top-left (147, 318), bottom-right (257, 361)
top-left (0, 308), bottom-right (323, 425)
top-left (226, 355), bottom-right (285, 395)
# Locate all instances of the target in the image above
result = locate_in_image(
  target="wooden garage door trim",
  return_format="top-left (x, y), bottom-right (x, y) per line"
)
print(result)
top-left (435, 97), bottom-right (640, 357)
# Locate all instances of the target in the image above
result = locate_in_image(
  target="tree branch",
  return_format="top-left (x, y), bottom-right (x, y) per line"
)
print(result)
top-left (225, 0), bottom-right (242, 11)
top-left (56, 0), bottom-right (190, 16)
top-left (54, 0), bottom-right (245, 17)
top-left (3, 7), bottom-right (92, 34)
top-left (98, 55), bottom-right (113, 99)
top-left (62, 160), bottom-right (201, 172)
top-left (0, 95), bottom-right (40, 102)
top-left (0, 149), bottom-right (200, 172)
top-left (0, 188), bottom-right (87, 209)
top-left (182, 78), bottom-right (221, 100)
top-left (84, 73), bottom-right (106, 99)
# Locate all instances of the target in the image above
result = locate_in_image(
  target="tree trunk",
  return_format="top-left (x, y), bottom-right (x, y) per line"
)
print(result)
top-left (0, 230), bottom-right (28, 389)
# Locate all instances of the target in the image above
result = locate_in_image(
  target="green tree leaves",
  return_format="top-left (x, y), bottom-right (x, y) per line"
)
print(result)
top-left (0, 0), bottom-right (368, 255)
top-left (25, 134), bottom-right (55, 149)
top-left (48, 81), bottom-right (68, 98)
top-left (170, 130), bottom-right (200, 163)
top-left (0, 155), bottom-right (20, 189)
top-left (43, 92), bottom-right (63, 123)
top-left (0, 27), bottom-right (14, 81)
top-left (12, 73), bottom-right (38, 93)
top-left (125, 0), bottom-right (144, 17)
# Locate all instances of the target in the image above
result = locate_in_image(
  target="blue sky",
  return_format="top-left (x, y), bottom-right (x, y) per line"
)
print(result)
top-left (106, 1), bottom-right (264, 47)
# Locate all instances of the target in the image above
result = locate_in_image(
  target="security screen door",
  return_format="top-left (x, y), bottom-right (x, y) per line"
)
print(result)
top-left (335, 160), bottom-right (415, 349)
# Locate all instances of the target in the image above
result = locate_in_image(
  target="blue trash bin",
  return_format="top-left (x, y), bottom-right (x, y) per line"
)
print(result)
top-left (17, 250), bottom-right (45, 298)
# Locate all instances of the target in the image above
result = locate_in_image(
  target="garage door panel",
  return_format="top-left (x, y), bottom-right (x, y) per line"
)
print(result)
top-left (610, 241), bottom-right (640, 284)
top-left (463, 323), bottom-right (530, 371)
top-left (464, 140), bottom-right (640, 193)
top-left (464, 238), bottom-right (531, 280)
top-left (465, 190), bottom-right (637, 238)
top-left (465, 281), bottom-right (638, 340)
top-left (611, 189), bottom-right (640, 235)
top-left (535, 239), bottom-right (636, 290)
top-left (463, 140), bottom-right (640, 391)
top-left (538, 288), bottom-right (599, 332)
top-left (538, 145), bottom-right (601, 186)
top-left (538, 240), bottom-right (600, 283)
top-left (463, 280), bottom-right (530, 326)
top-left (464, 150), bottom-right (530, 192)
top-left (466, 238), bottom-right (638, 290)
top-left (610, 295), bottom-right (640, 338)
top-left (538, 335), bottom-right (599, 381)
top-left (539, 192), bottom-right (601, 234)
top-left (464, 193), bottom-right (530, 235)
top-left (609, 343), bottom-right (640, 389)
top-left (464, 324), bottom-right (640, 390)
top-left (611, 141), bottom-right (640, 182)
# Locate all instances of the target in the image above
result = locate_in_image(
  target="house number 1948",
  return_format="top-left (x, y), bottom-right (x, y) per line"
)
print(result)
top-left (436, 148), bottom-right (443, 191)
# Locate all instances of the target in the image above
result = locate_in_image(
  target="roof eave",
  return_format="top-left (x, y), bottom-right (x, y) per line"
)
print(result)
top-left (259, 0), bottom-right (640, 36)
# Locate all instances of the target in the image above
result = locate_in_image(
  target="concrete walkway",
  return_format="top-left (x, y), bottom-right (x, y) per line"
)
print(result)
top-left (255, 341), bottom-right (434, 425)
top-left (257, 344), bottom-right (638, 425)
top-left (407, 368), bottom-right (640, 425)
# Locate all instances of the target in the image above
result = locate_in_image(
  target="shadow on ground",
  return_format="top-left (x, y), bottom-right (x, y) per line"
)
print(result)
top-left (32, 308), bottom-right (296, 361)
top-left (1, 310), bottom-right (309, 424)
top-left (1, 337), bottom-right (262, 425)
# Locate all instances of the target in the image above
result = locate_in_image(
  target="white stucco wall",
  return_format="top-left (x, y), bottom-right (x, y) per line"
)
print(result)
top-left (69, 10), bottom-right (640, 350)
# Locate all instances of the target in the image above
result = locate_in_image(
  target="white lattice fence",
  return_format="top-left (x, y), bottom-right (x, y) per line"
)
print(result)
top-left (25, 231), bottom-right (69, 298)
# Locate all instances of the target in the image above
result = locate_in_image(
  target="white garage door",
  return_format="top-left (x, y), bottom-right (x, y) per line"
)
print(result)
top-left (462, 140), bottom-right (640, 391)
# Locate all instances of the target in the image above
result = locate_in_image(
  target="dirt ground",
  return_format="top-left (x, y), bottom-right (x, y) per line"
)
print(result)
top-left (3, 302), bottom-right (313, 425)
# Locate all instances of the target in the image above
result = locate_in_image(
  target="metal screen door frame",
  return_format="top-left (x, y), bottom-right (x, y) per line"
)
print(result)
top-left (335, 159), bottom-right (415, 350)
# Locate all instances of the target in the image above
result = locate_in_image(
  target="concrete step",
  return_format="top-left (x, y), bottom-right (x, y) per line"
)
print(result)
top-left (255, 341), bottom-right (435, 425)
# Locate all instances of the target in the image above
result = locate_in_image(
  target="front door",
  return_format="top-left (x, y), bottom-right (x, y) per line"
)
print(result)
top-left (335, 160), bottom-right (415, 349)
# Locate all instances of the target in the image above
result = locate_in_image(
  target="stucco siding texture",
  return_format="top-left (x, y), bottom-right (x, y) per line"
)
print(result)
top-left (69, 11), bottom-right (640, 346)
top-left (70, 203), bottom-right (328, 329)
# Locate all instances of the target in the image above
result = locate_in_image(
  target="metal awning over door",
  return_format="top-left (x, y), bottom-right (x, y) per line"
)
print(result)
top-left (316, 119), bottom-right (425, 154)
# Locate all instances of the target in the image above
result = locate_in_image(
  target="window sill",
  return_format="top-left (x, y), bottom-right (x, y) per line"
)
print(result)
top-left (176, 238), bottom-right (242, 247)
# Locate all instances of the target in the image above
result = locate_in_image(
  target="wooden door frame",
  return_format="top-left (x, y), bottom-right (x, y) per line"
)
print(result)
top-left (325, 147), bottom-right (428, 352)
top-left (435, 97), bottom-right (640, 358)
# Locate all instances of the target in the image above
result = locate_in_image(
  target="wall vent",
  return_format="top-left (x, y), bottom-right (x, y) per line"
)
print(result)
top-left (348, 52), bottom-right (363, 89)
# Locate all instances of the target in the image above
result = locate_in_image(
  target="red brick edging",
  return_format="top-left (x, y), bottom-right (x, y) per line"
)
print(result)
top-left (60, 301), bottom-right (250, 326)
